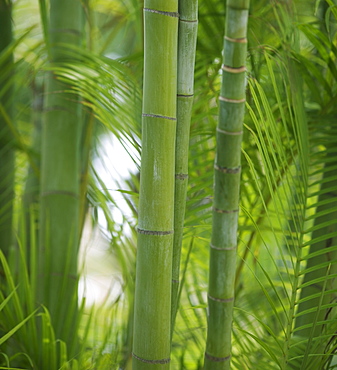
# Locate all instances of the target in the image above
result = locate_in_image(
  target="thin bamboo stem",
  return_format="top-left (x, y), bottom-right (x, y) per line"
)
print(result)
top-left (132, 1), bottom-right (178, 368)
top-left (171, 0), bottom-right (198, 333)
top-left (204, 1), bottom-right (250, 369)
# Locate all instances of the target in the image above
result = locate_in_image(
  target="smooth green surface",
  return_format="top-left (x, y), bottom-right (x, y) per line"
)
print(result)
top-left (138, 118), bottom-right (176, 231)
top-left (219, 101), bottom-right (245, 131)
top-left (177, 21), bottom-right (198, 94)
top-left (171, 97), bottom-right (194, 328)
top-left (225, 9), bottom-right (249, 39)
top-left (204, 0), bottom-right (249, 368)
top-left (221, 71), bottom-right (246, 100)
top-left (223, 41), bottom-right (247, 68)
top-left (133, 234), bottom-right (173, 363)
top-left (145, 0), bottom-right (177, 13)
top-left (143, 12), bottom-right (178, 118)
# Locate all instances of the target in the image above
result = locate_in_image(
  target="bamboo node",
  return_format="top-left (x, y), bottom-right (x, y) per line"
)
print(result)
top-left (144, 8), bottom-right (179, 18)
top-left (224, 35), bottom-right (247, 43)
top-left (219, 96), bottom-right (246, 104)
top-left (208, 294), bottom-right (234, 303)
top-left (210, 243), bottom-right (236, 251)
top-left (142, 113), bottom-right (176, 121)
top-left (172, 279), bottom-right (179, 284)
top-left (175, 173), bottom-right (188, 180)
top-left (205, 352), bottom-right (231, 362)
top-left (213, 207), bottom-right (239, 214)
top-left (132, 352), bottom-right (171, 364)
top-left (222, 65), bottom-right (246, 73)
top-left (177, 93), bottom-right (194, 98)
top-left (217, 127), bottom-right (243, 136)
top-left (137, 227), bottom-right (174, 236)
top-left (180, 18), bottom-right (198, 23)
top-left (214, 164), bottom-right (241, 174)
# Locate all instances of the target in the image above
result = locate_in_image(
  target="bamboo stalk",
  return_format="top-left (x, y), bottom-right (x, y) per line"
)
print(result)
top-left (132, 1), bottom-right (178, 368)
top-left (39, 0), bottom-right (84, 354)
top-left (0, 0), bottom-right (14, 262)
top-left (171, 0), bottom-right (198, 331)
top-left (204, 1), bottom-right (250, 369)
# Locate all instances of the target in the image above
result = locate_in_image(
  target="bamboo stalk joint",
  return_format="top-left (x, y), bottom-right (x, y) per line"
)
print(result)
top-left (210, 243), bottom-right (236, 251)
top-left (132, 353), bottom-right (171, 364)
top-left (175, 173), bottom-right (188, 180)
top-left (205, 353), bottom-right (231, 362)
top-left (214, 164), bottom-right (241, 174)
top-left (143, 8), bottom-right (179, 18)
top-left (222, 65), bottom-right (246, 73)
top-left (213, 207), bottom-right (239, 214)
top-left (217, 127), bottom-right (243, 135)
top-left (142, 113), bottom-right (177, 121)
top-left (136, 227), bottom-right (174, 235)
top-left (224, 35), bottom-right (247, 43)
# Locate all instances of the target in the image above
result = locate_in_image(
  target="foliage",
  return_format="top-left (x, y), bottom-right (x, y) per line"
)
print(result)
top-left (0, 0), bottom-right (337, 369)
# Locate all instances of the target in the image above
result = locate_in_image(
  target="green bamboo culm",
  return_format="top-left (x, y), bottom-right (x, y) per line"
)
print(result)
top-left (171, 0), bottom-right (198, 332)
top-left (204, 0), bottom-right (250, 369)
top-left (132, 1), bottom-right (178, 369)
top-left (0, 0), bottom-right (14, 263)
top-left (39, 0), bottom-right (83, 356)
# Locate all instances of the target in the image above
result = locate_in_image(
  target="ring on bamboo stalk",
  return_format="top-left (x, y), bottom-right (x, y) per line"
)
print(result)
top-left (143, 8), bottom-right (179, 18)
top-left (142, 113), bottom-right (176, 121)
top-left (214, 164), bottom-right (241, 174)
top-left (208, 294), bottom-right (234, 303)
top-left (213, 207), bottom-right (239, 214)
top-left (224, 35), bottom-right (247, 43)
top-left (205, 353), bottom-right (231, 362)
top-left (136, 227), bottom-right (174, 235)
top-left (132, 353), bottom-right (171, 364)
top-left (216, 127), bottom-right (243, 135)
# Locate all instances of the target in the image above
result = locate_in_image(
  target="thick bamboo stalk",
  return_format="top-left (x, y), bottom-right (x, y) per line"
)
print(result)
top-left (171, 0), bottom-right (198, 331)
top-left (132, 1), bottom-right (178, 368)
top-left (0, 0), bottom-right (14, 262)
top-left (204, 1), bottom-right (250, 369)
top-left (39, 0), bottom-right (83, 354)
